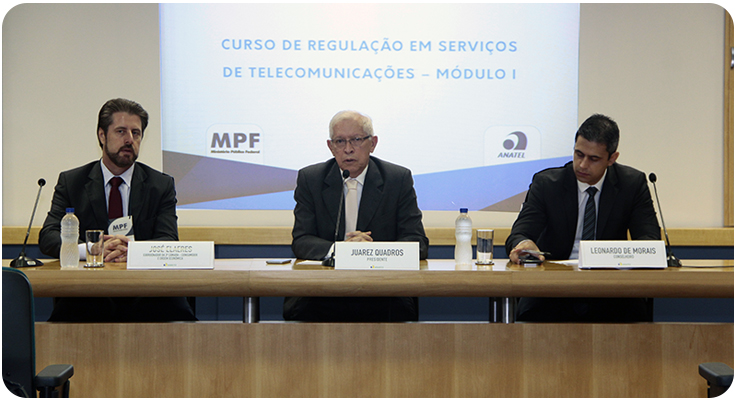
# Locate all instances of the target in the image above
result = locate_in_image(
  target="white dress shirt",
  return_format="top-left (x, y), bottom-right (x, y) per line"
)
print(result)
top-left (100, 161), bottom-right (134, 217)
top-left (78, 161), bottom-right (135, 259)
top-left (342, 166), bottom-right (367, 218)
top-left (569, 169), bottom-right (606, 260)
top-left (325, 165), bottom-right (369, 258)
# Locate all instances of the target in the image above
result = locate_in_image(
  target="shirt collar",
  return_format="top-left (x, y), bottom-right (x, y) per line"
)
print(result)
top-left (577, 167), bottom-right (607, 194)
top-left (100, 160), bottom-right (135, 187)
top-left (341, 164), bottom-right (368, 187)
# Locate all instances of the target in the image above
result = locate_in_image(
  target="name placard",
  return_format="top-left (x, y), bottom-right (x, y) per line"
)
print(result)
top-left (127, 241), bottom-right (215, 270)
top-left (579, 240), bottom-right (667, 269)
top-left (335, 242), bottom-right (419, 270)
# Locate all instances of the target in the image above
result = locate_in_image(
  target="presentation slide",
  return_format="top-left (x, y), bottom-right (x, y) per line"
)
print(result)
top-left (160, 3), bottom-right (579, 212)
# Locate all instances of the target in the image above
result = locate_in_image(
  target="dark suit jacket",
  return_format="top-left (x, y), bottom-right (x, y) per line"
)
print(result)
top-left (286, 156), bottom-right (429, 322)
top-left (292, 156), bottom-right (428, 259)
top-left (39, 160), bottom-right (178, 256)
top-left (505, 161), bottom-right (661, 322)
top-left (38, 160), bottom-right (193, 322)
top-left (506, 161), bottom-right (661, 259)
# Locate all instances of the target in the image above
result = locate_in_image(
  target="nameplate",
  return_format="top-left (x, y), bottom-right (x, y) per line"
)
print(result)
top-left (335, 242), bottom-right (419, 270)
top-left (579, 240), bottom-right (667, 269)
top-left (127, 241), bottom-right (214, 270)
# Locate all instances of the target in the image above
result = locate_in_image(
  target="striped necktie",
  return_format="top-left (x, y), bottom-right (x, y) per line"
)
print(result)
top-left (582, 186), bottom-right (598, 241)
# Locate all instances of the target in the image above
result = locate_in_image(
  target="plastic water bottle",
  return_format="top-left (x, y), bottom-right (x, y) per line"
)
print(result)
top-left (60, 208), bottom-right (80, 268)
top-left (454, 208), bottom-right (473, 268)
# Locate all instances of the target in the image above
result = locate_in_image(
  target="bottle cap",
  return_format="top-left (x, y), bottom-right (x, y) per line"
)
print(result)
top-left (66, 207), bottom-right (75, 213)
top-left (460, 208), bottom-right (468, 214)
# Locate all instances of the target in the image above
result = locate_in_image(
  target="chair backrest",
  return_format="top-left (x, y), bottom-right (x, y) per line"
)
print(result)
top-left (3, 267), bottom-right (37, 397)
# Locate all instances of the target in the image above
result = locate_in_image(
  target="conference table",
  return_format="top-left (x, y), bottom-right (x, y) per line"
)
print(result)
top-left (19, 258), bottom-right (733, 322)
top-left (7, 258), bottom-right (734, 397)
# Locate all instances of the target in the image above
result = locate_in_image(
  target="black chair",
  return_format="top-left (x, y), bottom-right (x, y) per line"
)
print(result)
top-left (699, 362), bottom-right (733, 398)
top-left (3, 267), bottom-right (74, 397)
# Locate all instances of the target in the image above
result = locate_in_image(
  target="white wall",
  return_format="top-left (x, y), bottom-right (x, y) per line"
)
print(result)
top-left (579, 3), bottom-right (726, 229)
top-left (1, 3), bottom-right (728, 229)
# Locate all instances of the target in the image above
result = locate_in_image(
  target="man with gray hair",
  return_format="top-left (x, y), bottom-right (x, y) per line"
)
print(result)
top-left (286, 110), bottom-right (429, 322)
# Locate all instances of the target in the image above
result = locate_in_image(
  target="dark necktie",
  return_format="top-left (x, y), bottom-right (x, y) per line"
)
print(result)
top-left (108, 177), bottom-right (124, 220)
top-left (582, 186), bottom-right (598, 241)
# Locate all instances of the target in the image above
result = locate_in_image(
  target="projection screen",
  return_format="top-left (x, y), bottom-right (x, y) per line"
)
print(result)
top-left (160, 3), bottom-right (580, 212)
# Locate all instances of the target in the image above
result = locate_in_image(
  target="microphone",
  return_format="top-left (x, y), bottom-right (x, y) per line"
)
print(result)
top-left (10, 178), bottom-right (46, 268)
top-left (322, 169), bottom-right (351, 267)
top-left (648, 173), bottom-right (681, 267)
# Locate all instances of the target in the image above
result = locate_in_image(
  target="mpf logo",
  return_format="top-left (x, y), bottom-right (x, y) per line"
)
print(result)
top-left (211, 132), bottom-right (260, 149)
top-left (207, 124), bottom-right (264, 163)
top-left (112, 222), bottom-right (129, 232)
top-left (483, 126), bottom-right (541, 166)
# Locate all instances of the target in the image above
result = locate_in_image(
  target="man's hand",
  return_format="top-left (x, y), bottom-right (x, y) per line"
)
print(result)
top-left (103, 234), bottom-right (130, 263)
top-left (509, 239), bottom-right (545, 264)
top-left (345, 231), bottom-right (373, 242)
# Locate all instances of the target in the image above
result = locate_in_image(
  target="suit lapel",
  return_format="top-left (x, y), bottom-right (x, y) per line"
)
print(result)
top-left (357, 159), bottom-right (383, 230)
top-left (322, 163), bottom-right (344, 237)
top-left (128, 164), bottom-right (147, 224)
top-left (562, 164), bottom-right (579, 241)
top-left (597, 165), bottom-right (618, 236)
top-left (86, 162), bottom-right (110, 230)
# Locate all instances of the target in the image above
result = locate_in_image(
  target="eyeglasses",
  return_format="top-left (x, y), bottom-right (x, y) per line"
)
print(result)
top-left (331, 135), bottom-right (372, 149)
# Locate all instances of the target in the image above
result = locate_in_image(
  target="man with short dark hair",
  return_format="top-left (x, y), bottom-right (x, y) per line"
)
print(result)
top-left (39, 98), bottom-right (194, 322)
top-left (286, 110), bottom-right (429, 322)
top-left (505, 113), bottom-right (661, 322)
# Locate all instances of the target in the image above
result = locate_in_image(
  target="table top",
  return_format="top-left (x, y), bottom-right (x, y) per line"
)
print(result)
top-left (5, 259), bottom-right (733, 298)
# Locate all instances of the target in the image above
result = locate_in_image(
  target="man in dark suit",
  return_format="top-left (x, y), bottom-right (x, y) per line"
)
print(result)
top-left (286, 110), bottom-right (429, 322)
top-left (505, 114), bottom-right (661, 322)
top-left (38, 98), bottom-right (195, 322)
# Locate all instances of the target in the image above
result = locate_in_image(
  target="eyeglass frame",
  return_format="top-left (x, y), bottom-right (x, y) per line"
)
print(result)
top-left (329, 135), bottom-right (372, 149)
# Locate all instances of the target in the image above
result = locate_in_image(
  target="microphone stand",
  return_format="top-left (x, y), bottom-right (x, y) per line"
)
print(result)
top-left (11, 179), bottom-right (46, 268)
top-left (322, 170), bottom-right (351, 267)
top-left (649, 173), bottom-right (681, 267)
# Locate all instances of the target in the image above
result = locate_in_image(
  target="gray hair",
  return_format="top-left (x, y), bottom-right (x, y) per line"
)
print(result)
top-left (328, 110), bottom-right (374, 139)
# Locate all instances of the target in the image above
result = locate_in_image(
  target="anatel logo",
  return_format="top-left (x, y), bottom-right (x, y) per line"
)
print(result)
top-left (483, 126), bottom-right (541, 165)
top-left (502, 131), bottom-right (527, 153)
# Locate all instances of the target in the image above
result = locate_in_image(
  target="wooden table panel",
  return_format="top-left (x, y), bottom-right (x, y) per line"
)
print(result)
top-left (18, 258), bottom-right (733, 397)
top-left (33, 322), bottom-right (733, 398)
